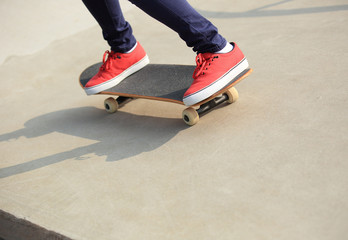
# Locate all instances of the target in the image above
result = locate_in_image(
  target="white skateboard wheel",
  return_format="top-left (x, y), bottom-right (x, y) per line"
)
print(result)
top-left (104, 97), bottom-right (118, 113)
top-left (225, 87), bottom-right (239, 104)
top-left (182, 107), bottom-right (199, 126)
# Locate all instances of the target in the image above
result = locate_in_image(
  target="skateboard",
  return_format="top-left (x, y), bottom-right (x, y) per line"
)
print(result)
top-left (79, 63), bottom-right (252, 126)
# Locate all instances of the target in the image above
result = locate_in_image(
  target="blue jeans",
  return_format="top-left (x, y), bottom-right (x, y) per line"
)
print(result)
top-left (82, 0), bottom-right (227, 53)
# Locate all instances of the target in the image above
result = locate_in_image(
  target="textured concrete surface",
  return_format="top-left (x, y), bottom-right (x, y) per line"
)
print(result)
top-left (1, 0), bottom-right (348, 239)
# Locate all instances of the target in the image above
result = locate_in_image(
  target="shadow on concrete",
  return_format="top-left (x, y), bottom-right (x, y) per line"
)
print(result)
top-left (0, 107), bottom-right (186, 178)
top-left (198, 0), bottom-right (348, 18)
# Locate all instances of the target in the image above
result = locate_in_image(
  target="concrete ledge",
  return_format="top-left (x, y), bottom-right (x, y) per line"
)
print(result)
top-left (0, 210), bottom-right (71, 240)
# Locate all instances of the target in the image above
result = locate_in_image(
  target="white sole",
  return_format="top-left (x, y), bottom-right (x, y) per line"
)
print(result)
top-left (85, 55), bottom-right (150, 95)
top-left (183, 58), bottom-right (249, 106)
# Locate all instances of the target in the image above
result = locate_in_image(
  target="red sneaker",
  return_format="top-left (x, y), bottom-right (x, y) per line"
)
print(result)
top-left (183, 42), bottom-right (249, 106)
top-left (84, 42), bottom-right (149, 95)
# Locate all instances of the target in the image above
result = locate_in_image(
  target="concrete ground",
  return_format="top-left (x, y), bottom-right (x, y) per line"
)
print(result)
top-left (1, 0), bottom-right (348, 239)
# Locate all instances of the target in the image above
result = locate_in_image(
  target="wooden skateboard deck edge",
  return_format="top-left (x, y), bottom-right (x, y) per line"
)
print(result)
top-left (98, 91), bottom-right (185, 105)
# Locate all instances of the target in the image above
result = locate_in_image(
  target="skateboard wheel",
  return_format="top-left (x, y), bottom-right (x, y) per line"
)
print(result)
top-left (104, 97), bottom-right (118, 113)
top-left (182, 107), bottom-right (199, 126)
top-left (225, 87), bottom-right (239, 104)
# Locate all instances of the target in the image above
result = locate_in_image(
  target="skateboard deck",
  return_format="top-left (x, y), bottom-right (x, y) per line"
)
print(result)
top-left (79, 63), bottom-right (252, 125)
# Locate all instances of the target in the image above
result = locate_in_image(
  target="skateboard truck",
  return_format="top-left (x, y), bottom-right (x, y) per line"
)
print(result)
top-left (182, 87), bottom-right (239, 126)
top-left (104, 96), bottom-right (133, 113)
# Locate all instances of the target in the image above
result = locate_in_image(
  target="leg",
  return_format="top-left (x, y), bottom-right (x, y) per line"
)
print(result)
top-left (128, 0), bottom-right (227, 53)
top-left (82, 0), bottom-right (149, 95)
top-left (82, 0), bottom-right (136, 52)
